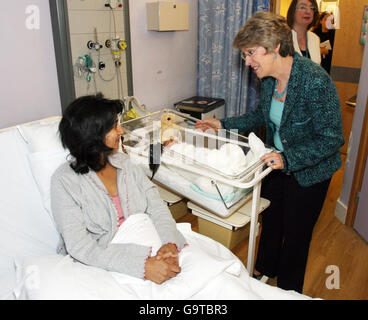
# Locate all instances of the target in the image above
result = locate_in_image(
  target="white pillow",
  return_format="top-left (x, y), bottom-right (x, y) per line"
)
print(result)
top-left (17, 119), bottom-right (63, 153)
top-left (27, 149), bottom-right (69, 215)
top-left (17, 118), bottom-right (69, 215)
top-left (0, 128), bottom-right (59, 294)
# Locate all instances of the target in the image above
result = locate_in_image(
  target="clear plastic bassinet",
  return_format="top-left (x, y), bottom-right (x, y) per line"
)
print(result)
top-left (121, 109), bottom-right (273, 218)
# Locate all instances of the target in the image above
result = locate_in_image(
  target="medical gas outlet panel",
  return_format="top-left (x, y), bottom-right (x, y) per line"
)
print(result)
top-left (105, 0), bottom-right (123, 9)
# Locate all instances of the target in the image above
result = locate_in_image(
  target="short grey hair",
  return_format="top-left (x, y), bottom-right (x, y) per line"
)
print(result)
top-left (233, 11), bottom-right (294, 57)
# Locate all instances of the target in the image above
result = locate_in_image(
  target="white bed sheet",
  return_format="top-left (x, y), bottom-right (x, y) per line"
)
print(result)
top-left (13, 216), bottom-right (310, 300)
top-left (0, 128), bottom-right (60, 299)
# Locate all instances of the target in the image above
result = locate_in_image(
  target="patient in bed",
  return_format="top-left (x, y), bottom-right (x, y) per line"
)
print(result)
top-left (50, 94), bottom-right (187, 285)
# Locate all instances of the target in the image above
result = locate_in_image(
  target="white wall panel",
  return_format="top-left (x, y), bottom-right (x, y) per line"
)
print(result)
top-left (67, 0), bottom-right (128, 100)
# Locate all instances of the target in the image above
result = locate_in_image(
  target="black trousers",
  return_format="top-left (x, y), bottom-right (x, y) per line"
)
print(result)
top-left (255, 170), bottom-right (331, 293)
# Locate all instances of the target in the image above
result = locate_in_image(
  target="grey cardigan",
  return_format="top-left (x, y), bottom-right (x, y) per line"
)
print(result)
top-left (50, 152), bottom-right (187, 279)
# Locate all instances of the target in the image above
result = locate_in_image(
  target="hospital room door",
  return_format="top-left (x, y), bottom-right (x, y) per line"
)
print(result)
top-left (354, 157), bottom-right (368, 243)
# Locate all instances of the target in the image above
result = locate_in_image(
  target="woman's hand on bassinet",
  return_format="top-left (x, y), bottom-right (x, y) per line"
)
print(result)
top-left (195, 118), bottom-right (222, 132)
top-left (261, 152), bottom-right (284, 170)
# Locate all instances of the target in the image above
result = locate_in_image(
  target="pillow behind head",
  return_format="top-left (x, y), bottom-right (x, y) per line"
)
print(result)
top-left (27, 149), bottom-right (69, 215)
top-left (17, 118), bottom-right (63, 153)
top-left (17, 117), bottom-right (69, 215)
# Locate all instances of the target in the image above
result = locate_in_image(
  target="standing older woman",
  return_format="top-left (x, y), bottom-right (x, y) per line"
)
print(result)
top-left (51, 94), bottom-right (186, 284)
top-left (287, 0), bottom-right (321, 64)
top-left (195, 12), bottom-right (344, 293)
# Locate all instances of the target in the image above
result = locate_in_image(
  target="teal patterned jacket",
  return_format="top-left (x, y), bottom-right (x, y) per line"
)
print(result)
top-left (222, 53), bottom-right (344, 187)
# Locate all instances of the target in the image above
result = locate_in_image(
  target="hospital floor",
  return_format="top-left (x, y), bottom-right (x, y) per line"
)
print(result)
top-left (177, 153), bottom-right (368, 300)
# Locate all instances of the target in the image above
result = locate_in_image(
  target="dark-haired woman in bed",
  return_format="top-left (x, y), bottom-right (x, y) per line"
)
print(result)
top-left (50, 94), bottom-right (187, 284)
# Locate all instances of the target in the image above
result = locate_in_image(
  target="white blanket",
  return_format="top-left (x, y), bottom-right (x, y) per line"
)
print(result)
top-left (13, 215), bottom-right (309, 300)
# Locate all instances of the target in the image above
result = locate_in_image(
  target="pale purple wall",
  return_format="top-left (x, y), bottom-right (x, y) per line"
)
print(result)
top-left (0, 1), bottom-right (61, 129)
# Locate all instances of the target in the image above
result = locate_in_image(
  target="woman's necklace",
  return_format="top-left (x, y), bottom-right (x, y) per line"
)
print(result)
top-left (274, 79), bottom-right (288, 99)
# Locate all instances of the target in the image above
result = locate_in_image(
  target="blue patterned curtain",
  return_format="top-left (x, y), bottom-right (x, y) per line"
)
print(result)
top-left (197, 0), bottom-right (270, 118)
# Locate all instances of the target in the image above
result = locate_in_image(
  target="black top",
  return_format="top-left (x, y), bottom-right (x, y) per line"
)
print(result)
top-left (313, 26), bottom-right (335, 74)
top-left (300, 49), bottom-right (310, 59)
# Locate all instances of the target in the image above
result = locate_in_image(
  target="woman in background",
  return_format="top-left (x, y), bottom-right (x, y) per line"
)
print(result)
top-left (287, 0), bottom-right (321, 64)
top-left (51, 94), bottom-right (186, 284)
top-left (195, 12), bottom-right (344, 293)
top-left (313, 11), bottom-right (336, 74)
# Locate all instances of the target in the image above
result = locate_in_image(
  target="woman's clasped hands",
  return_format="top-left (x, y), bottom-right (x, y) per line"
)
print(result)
top-left (144, 243), bottom-right (181, 284)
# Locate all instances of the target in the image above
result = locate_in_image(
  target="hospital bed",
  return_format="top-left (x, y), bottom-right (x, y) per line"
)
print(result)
top-left (0, 115), bottom-right (311, 300)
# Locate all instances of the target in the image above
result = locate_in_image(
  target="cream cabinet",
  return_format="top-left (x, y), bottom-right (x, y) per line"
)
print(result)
top-left (146, 1), bottom-right (189, 31)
